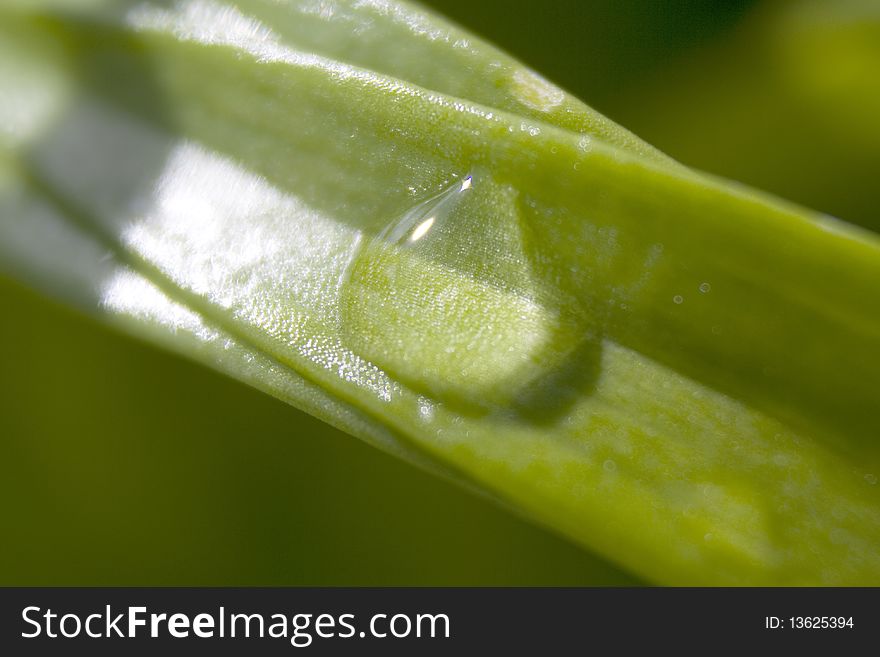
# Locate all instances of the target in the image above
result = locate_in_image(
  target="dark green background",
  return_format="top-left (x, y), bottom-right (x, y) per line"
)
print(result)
top-left (0, 277), bottom-right (635, 584)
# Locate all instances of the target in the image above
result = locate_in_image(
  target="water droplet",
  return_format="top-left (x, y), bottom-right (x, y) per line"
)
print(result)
top-left (603, 459), bottom-right (617, 473)
top-left (673, 295), bottom-right (684, 304)
top-left (417, 396), bottom-right (435, 422)
top-left (340, 172), bottom-right (582, 410)
top-left (865, 473), bottom-right (878, 485)
top-left (699, 282), bottom-right (711, 294)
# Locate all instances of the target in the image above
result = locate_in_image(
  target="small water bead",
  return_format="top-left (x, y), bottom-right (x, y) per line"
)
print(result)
top-left (519, 121), bottom-right (541, 137)
top-left (699, 282), bottom-right (711, 294)
top-left (603, 459), bottom-right (617, 473)
top-left (417, 396), bottom-right (436, 422)
top-left (340, 172), bottom-right (581, 410)
top-left (865, 473), bottom-right (878, 486)
top-left (673, 295), bottom-right (684, 304)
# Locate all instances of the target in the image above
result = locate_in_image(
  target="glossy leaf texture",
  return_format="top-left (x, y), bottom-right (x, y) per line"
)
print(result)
top-left (1, 0), bottom-right (879, 585)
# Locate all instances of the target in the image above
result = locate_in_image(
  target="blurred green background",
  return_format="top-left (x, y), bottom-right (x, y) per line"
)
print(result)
top-left (0, 277), bottom-right (636, 584)
top-left (2, 0), bottom-right (877, 584)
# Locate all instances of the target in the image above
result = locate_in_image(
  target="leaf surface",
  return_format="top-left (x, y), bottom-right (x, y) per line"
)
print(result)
top-left (1, 0), bottom-right (879, 584)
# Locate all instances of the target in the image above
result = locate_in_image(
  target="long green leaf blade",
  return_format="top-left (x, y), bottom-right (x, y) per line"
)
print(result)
top-left (1, 0), bottom-right (878, 584)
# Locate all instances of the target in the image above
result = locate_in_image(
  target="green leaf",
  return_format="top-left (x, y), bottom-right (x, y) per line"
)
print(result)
top-left (1, 0), bottom-right (878, 584)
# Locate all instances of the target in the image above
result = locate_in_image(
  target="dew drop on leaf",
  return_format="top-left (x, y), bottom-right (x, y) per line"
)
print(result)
top-left (339, 172), bottom-right (586, 414)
